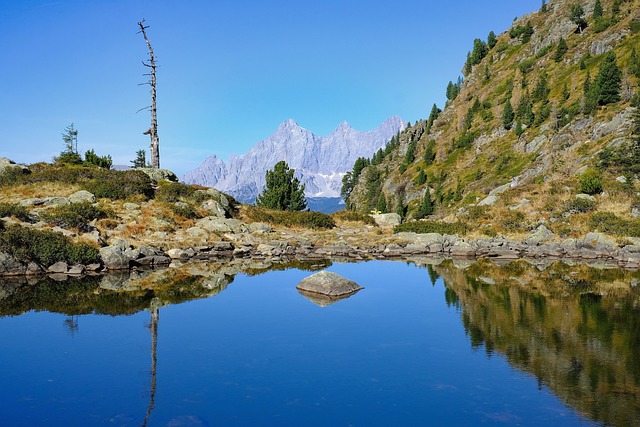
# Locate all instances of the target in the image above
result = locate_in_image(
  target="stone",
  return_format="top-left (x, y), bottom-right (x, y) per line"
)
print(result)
top-left (186, 227), bottom-right (208, 238)
top-left (616, 176), bottom-right (627, 184)
top-left (450, 240), bottom-right (475, 257)
top-left (489, 182), bottom-right (511, 196)
top-left (0, 157), bottom-right (29, 174)
top-left (167, 248), bottom-right (194, 260)
top-left (67, 264), bottom-right (86, 275)
top-left (48, 261), bottom-right (69, 274)
top-left (296, 270), bottom-right (363, 299)
top-left (249, 222), bottom-right (272, 233)
top-left (136, 167), bottom-right (178, 183)
top-left (43, 197), bottom-right (70, 207)
top-left (477, 195), bottom-right (498, 207)
top-left (0, 252), bottom-right (26, 276)
top-left (524, 225), bottom-right (555, 244)
top-left (372, 213), bottom-right (401, 228)
top-left (99, 246), bottom-right (130, 270)
top-left (123, 202), bottom-right (141, 211)
top-left (68, 190), bottom-right (96, 204)
top-left (196, 217), bottom-right (248, 233)
top-left (632, 208), bottom-right (640, 218)
top-left (202, 200), bottom-right (227, 217)
top-left (575, 193), bottom-right (596, 202)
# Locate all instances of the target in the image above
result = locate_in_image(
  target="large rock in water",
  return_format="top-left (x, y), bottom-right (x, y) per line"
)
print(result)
top-left (296, 271), bottom-right (363, 307)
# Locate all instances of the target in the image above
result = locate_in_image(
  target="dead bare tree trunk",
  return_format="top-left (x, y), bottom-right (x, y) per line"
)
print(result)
top-left (138, 19), bottom-right (160, 169)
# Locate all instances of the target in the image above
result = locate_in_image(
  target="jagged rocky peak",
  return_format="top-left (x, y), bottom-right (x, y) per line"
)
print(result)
top-left (183, 116), bottom-right (406, 202)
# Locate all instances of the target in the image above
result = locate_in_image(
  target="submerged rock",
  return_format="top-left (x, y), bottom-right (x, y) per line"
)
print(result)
top-left (296, 270), bottom-right (363, 300)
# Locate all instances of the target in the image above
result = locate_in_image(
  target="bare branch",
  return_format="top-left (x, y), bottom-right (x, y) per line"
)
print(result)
top-left (136, 106), bottom-right (151, 113)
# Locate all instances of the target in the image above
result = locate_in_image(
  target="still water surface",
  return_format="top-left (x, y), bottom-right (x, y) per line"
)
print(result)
top-left (1, 260), bottom-right (639, 426)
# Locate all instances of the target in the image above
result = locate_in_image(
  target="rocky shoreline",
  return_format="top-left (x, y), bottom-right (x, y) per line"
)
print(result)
top-left (2, 217), bottom-right (640, 277)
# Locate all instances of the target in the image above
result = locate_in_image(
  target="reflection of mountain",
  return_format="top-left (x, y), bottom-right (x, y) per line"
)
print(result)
top-left (433, 260), bottom-right (640, 427)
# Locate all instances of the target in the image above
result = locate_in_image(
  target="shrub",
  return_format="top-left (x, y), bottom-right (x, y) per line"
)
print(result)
top-left (394, 220), bottom-right (464, 235)
top-left (85, 170), bottom-right (153, 200)
top-left (156, 181), bottom-right (196, 202)
top-left (245, 206), bottom-right (335, 229)
top-left (589, 212), bottom-right (640, 236)
top-left (565, 197), bottom-right (596, 213)
top-left (331, 211), bottom-right (376, 225)
top-left (40, 202), bottom-right (108, 231)
top-left (497, 210), bottom-right (527, 232)
top-left (0, 167), bottom-right (28, 187)
top-left (167, 202), bottom-right (201, 220)
top-left (579, 170), bottom-right (603, 195)
top-left (0, 225), bottom-right (100, 266)
top-left (0, 202), bottom-right (30, 222)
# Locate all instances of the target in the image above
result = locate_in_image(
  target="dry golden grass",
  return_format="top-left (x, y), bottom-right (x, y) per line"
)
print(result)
top-left (0, 182), bottom-right (82, 200)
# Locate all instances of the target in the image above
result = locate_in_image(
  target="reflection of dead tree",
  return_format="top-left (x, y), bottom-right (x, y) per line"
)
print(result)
top-left (63, 315), bottom-right (79, 337)
top-left (142, 298), bottom-right (160, 427)
top-left (137, 19), bottom-right (160, 169)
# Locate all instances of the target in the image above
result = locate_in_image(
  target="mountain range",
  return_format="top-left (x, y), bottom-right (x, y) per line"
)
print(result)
top-left (183, 116), bottom-right (406, 203)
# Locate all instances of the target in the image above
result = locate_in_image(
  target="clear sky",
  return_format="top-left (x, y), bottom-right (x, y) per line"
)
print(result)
top-left (0, 0), bottom-right (540, 177)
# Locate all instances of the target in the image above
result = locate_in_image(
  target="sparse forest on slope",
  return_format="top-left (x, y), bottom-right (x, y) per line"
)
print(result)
top-left (345, 0), bottom-right (640, 238)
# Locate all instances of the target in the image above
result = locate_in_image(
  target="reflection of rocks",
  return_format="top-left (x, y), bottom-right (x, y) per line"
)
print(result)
top-left (297, 288), bottom-right (360, 307)
top-left (99, 272), bottom-right (131, 290)
top-left (296, 271), bottom-right (363, 298)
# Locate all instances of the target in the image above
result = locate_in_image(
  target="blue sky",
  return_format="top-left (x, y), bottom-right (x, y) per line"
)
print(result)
top-left (0, 0), bottom-right (539, 177)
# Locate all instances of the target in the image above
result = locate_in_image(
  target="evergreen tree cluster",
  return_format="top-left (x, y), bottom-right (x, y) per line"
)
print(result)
top-left (509, 21), bottom-right (534, 43)
top-left (256, 160), bottom-right (307, 211)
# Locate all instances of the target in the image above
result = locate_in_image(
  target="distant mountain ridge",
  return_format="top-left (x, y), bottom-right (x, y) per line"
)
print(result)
top-left (183, 116), bottom-right (406, 202)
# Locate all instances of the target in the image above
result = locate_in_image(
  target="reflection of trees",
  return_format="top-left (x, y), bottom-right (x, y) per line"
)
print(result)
top-left (435, 260), bottom-right (640, 426)
top-left (63, 315), bottom-right (79, 337)
top-left (142, 298), bottom-right (160, 427)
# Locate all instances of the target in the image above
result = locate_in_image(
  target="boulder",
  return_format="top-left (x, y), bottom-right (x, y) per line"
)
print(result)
top-left (0, 157), bottom-right (29, 174)
top-left (524, 225), bottom-right (555, 244)
top-left (43, 197), bottom-right (70, 207)
top-left (47, 261), bottom-right (69, 274)
top-left (296, 271), bottom-right (363, 306)
top-left (202, 200), bottom-right (227, 217)
top-left (0, 252), bottom-right (26, 276)
top-left (136, 167), bottom-right (178, 182)
top-left (296, 271), bottom-right (363, 297)
top-left (477, 195), bottom-right (498, 207)
top-left (196, 217), bottom-right (248, 233)
top-left (99, 246), bottom-right (130, 270)
top-left (372, 213), bottom-right (401, 228)
top-left (68, 190), bottom-right (96, 204)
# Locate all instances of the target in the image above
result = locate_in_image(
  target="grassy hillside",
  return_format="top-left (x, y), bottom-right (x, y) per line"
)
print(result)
top-left (345, 0), bottom-right (640, 238)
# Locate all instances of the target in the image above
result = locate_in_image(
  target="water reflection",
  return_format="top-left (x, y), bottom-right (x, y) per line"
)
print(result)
top-left (1, 258), bottom-right (639, 425)
top-left (431, 259), bottom-right (640, 426)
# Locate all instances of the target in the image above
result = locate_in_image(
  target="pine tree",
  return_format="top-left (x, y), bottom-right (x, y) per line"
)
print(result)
top-left (582, 71), bottom-right (598, 114)
top-left (593, 0), bottom-right (603, 21)
top-left (515, 119), bottom-right (523, 137)
top-left (502, 98), bottom-right (514, 130)
top-left (256, 161), bottom-right (307, 211)
top-left (554, 38), bottom-right (568, 62)
top-left (427, 103), bottom-right (441, 130)
top-left (629, 48), bottom-right (640, 78)
top-left (375, 193), bottom-right (387, 213)
top-left (594, 51), bottom-right (622, 105)
top-left (487, 31), bottom-right (497, 49)
top-left (532, 72), bottom-right (550, 103)
top-left (415, 169), bottom-right (427, 185)
top-left (131, 149), bottom-right (147, 168)
top-left (423, 141), bottom-right (436, 166)
top-left (541, 0), bottom-right (548, 12)
top-left (570, 4), bottom-right (587, 33)
top-left (416, 189), bottom-right (434, 219)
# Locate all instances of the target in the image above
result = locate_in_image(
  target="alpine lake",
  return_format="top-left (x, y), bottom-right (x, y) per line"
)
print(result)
top-left (1, 257), bottom-right (639, 426)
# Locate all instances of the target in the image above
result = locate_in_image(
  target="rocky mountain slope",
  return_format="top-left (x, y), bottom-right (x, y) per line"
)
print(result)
top-left (346, 0), bottom-right (640, 238)
top-left (183, 116), bottom-right (406, 202)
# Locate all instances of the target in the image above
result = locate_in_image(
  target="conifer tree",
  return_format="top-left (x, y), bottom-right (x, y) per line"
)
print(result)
top-left (554, 38), bottom-right (568, 62)
top-left (570, 4), bottom-right (587, 33)
top-left (256, 161), bottom-right (306, 211)
top-left (502, 98), bottom-right (515, 130)
top-left (415, 169), bottom-right (427, 185)
top-left (593, 0), bottom-right (603, 21)
top-left (594, 51), bottom-right (622, 105)
top-left (376, 193), bottom-right (387, 213)
top-left (416, 189), bottom-right (434, 219)
top-left (487, 31), bottom-right (497, 49)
